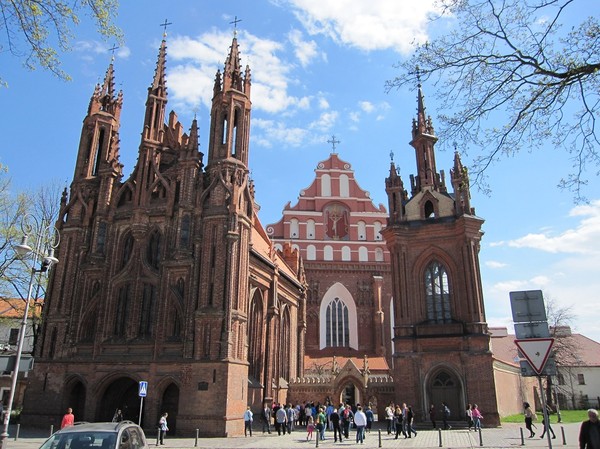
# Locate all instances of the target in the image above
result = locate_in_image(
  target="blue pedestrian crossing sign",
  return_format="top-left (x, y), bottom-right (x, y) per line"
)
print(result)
top-left (139, 381), bottom-right (148, 397)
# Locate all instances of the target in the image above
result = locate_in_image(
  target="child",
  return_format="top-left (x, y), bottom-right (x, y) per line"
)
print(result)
top-left (306, 416), bottom-right (315, 440)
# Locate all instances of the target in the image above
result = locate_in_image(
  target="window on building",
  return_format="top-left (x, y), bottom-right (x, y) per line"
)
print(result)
top-left (358, 246), bottom-right (368, 262)
top-left (375, 247), bottom-right (384, 262)
top-left (357, 221), bottom-right (367, 240)
top-left (578, 373), bottom-right (586, 385)
top-left (373, 221), bottom-right (383, 240)
top-left (306, 245), bottom-right (316, 260)
top-left (307, 219), bottom-right (316, 239)
top-left (425, 261), bottom-right (452, 323)
top-left (8, 329), bottom-right (19, 346)
top-left (324, 245), bottom-right (333, 261)
top-left (339, 174), bottom-right (349, 197)
top-left (341, 246), bottom-right (351, 261)
top-left (326, 298), bottom-right (349, 347)
top-left (321, 174), bottom-right (331, 197)
top-left (290, 218), bottom-right (299, 239)
top-left (147, 230), bottom-right (162, 269)
top-left (557, 374), bottom-right (565, 385)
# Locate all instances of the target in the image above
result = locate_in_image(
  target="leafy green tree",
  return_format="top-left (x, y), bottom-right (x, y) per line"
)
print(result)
top-left (0, 0), bottom-right (122, 85)
top-left (386, 0), bottom-right (600, 201)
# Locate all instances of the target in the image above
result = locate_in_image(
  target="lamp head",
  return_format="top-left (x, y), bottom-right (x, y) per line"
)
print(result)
top-left (14, 235), bottom-right (33, 257)
top-left (41, 248), bottom-right (59, 272)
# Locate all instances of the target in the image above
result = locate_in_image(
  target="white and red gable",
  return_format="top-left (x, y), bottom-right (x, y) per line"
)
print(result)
top-left (266, 153), bottom-right (389, 263)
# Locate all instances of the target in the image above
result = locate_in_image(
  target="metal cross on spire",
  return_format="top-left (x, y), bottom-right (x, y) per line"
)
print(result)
top-left (390, 150), bottom-right (394, 162)
top-left (327, 135), bottom-right (341, 154)
top-left (108, 44), bottom-right (119, 62)
top-left (159, 19), bottom-right (173, 38)
top-left (230, 16), bottom-right (242, 36)
top-left (415, 65), bottom-right (422, 87)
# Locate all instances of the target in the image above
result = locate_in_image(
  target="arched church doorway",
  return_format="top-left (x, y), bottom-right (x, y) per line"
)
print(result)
top-left (98, 377), bottom-right (139, 423)
top-left (427, 370), bottom-right (462, 420)
top-left (159, 383), bottom-right (179, 435)
top-left (340, 383), bottom-right (357, 406)
top-left (65, 379), bottom-right (86, 421)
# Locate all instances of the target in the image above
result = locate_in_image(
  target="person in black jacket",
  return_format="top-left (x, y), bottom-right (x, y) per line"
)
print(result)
top-left (579, 409), bottom-right (600, 449)
top-left (330, 407), bottom-right (343, 442)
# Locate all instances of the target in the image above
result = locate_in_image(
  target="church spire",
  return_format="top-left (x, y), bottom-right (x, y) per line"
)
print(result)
top-left (142, 38), bottom-right (168, 142)
top-left (451, 150), bottom-right (473, 215)
top-left (409, 80), bottom-right (444, 194)
top-left (74, 59), bottom-right (122, 182)
top-left (385, 151), bottom-right (408, 225)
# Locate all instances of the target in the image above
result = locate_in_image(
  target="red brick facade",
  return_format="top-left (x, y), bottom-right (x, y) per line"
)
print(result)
top-left (21, 36), bottom-right (306, 437)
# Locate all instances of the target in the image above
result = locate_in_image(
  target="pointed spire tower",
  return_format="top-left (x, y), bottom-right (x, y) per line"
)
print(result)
top-left (73, 60), bottom-right (123, 182)
top-left (381, 79), bottom-right (498, 427)
top-left (409, 80), bottom-right (445, 195)
top-left (142, 37), bottom-right (168, 143)
top-left (207, 31), bottom-right (251, 167)
top-left (199, 29), bottom-right (254, 361)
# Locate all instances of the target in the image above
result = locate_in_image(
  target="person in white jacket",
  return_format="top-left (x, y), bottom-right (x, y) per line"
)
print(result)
top-left (354, 405), bottom-right (368, 444)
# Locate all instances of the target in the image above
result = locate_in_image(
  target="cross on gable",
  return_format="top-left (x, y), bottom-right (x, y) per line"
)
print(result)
top-left (327, 135), bottom-right (341, 154)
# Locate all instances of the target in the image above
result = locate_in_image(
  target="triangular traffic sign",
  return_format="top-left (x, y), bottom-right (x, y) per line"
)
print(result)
top-left (514, 338), bottom-right (554, 375)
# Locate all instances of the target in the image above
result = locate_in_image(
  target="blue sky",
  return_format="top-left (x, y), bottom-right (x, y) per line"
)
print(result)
top-left (1, 0), bottom-right (599, 342)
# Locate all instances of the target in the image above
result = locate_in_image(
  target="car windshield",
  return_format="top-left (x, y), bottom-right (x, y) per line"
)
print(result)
top-left (40, 432), bottom-right (116, 449)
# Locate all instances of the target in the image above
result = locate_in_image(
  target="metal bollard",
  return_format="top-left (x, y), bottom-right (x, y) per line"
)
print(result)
top-left (438, 427), bottom-right (443, 447)
top-left (14, 423), bottom-right (20, 441)
top-left (50, 425), bottom-right (54, 437)
top-left (378, 429), bottom-right (382, 448)
top-left (520, 427), bottom-right (525, 446)
top-left (479, 427), bottom-right (483, 446)
top-left (194, 429), bottom-right (199, 447)
top-left (156, 429), bottom-right (160, 446)
top-left (561, 426), bottom-right (566, 445)
top-left (315, 430), bottom-right (319, 447)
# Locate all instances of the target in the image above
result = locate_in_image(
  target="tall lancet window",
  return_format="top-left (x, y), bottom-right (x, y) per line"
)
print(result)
top-left (425, 261), bottom-right (452, 323)
top-left (326, 297), bottom-right (349, 347)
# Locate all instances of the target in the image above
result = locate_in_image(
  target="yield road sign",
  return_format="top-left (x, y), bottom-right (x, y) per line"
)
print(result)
top-left (514, 338), bottom-right (554, 375)
top-left (139, 381), bottom-right (148, 397)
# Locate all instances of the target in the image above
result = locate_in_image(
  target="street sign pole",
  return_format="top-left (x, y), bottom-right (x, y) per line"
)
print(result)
top-left (138, 381), bottom-right (148, 427)
top-left (538, 375), bottom-right (553, 449)
top-left (139, 397), bottom-right (144, 426)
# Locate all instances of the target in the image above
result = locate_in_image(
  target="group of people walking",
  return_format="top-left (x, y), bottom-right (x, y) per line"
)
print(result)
top-left (384, 402), bottom-right (418, 439)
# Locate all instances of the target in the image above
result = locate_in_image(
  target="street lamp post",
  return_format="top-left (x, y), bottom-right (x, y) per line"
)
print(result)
top-left (0, 214), bottom-right (59, 449)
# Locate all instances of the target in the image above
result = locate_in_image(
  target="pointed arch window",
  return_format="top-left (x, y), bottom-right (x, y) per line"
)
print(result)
top-left (147, 230), bottom-right (162, 270)
top-left (114, 285), bottom-right (131, 337)
top-left (139, 284), bottom-right (156, 338)
top-left (180, 215), bottom-right (191, 248)
top-left (425, 261), bottom-right (452, 323)
top-left (120, 233), bottom-right (134, 270)
top-left (326, 298), bottom-right (349, 347)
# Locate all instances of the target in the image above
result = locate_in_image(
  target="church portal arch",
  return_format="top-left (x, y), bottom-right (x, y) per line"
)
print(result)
top-left (158, 383), bottom-right (180, 435)
top-left (97, 377), bottom-right (140, 423)
top-left (64, 376), bottom-right (87, 421)
top-left (424, 366), bottom-right (464, 421)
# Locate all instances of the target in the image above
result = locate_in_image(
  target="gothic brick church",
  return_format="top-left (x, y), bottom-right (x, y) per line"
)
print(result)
top-left (22, 34), bottom-right (307, 436)
top-left (23, 31), bottom-right (505, 435)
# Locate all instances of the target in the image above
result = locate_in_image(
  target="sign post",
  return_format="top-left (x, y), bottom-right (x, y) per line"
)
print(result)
top-left (510, 290), bottom-right (555, 449)
top-left (138, 381), bottom-right (148, 426)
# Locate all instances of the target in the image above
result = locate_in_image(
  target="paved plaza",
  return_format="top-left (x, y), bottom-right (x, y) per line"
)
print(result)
top-left (2, 422), bottom-right (582, 449)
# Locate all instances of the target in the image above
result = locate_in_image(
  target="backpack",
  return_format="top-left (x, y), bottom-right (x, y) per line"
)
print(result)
top-left (343, 408), bottom-right (350, 419)
top-left (444, 406), bottom-right (451, 417)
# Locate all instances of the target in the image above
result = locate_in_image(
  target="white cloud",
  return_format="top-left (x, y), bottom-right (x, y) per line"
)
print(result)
top-left (309, 110), bottom-right (338, 131)
top-left (485, 260), bottom-right (507, 269)
top-left (288, 29), bottom-right (320, 67)
top-left (281, 0), bottom-right (441, 53)
top-left (504, 200), bottom-right (600, 255)
top-left (252, 118), bottom-right (310, 148)
top-left (359, 101), bottom-right (375, 113)
top-left (167, 30), bottom-right (309, 115)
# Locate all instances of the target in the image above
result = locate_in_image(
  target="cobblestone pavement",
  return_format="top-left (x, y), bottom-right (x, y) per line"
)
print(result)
top-left (3, 422), bottom-right (581, 449)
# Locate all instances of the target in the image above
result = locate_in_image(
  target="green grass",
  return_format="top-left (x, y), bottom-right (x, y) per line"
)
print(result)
top-left (502, 410), bottom-right (589, 424)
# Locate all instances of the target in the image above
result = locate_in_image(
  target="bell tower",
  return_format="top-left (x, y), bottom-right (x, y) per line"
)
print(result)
top-left (382, 83), bottom-right (499, 425)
